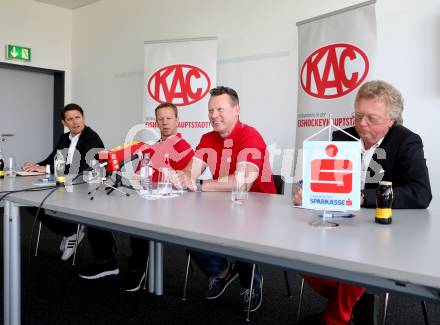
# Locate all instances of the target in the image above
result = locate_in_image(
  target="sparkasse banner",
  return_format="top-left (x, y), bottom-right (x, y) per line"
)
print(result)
top-left (303, 141), bottom-right (361, 211)
top-left (295, 2), bottom-right (376, 176)
top-left (144, 37), bottom-right (217, 147)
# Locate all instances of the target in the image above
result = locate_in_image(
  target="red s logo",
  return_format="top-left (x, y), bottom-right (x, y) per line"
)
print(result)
top-left (310, 145), bottom-right (353, 193)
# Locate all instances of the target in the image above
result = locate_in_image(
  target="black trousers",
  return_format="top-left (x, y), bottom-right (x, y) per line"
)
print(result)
top-left (87, 227), bottom-right (149, 271)
top-left (26, 207), bottom-right (78, 237)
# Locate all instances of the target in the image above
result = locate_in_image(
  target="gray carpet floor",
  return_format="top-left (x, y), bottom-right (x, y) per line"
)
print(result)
top-left (0, 208), bottom-right (439, 325)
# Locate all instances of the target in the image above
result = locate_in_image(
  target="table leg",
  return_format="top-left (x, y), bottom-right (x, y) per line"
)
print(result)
top-left (148, 241), bottom-right (155, 293)
top-left (4, 201), bottom-right (21, 325)
top-left (155, 242), bottom-right (163, 295)
top-left (4, 201), bottom-right (11, 325)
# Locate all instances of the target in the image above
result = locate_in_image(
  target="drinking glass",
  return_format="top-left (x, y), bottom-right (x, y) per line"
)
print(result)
top-left (5, 157), bottom-right (16, 178)
top-left (231, 171), bottom-right (248, 203)
top-left (157, 167), bottom-right (172, 196)
top-left (85, 159), bottom-right (101, 184)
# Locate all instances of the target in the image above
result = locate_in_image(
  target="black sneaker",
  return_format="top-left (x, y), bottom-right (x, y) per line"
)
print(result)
top-left (206, 263), bottom-right (238, 300)
top-left (120, 270), bottom-right (146, 292)
top-left (241, 275), bottom-right (263, 312)
top-left (78, 262), bottom-right (119, 280)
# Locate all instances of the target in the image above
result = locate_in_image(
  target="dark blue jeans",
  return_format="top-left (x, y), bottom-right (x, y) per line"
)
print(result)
top-left (190, 250), bottom-right (261, 289)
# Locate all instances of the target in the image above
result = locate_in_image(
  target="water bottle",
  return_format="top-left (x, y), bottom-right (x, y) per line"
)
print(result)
top-left (140, 153), bottom-right (153, 194)
top-left (54, 150), bottom-right (66, 184)
top-left (0, 149), bottom-right (4, 179)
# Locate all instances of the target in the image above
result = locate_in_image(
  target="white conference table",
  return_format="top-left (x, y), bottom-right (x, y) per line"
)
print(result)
top-left (2, 176), bottom-right (440, 325)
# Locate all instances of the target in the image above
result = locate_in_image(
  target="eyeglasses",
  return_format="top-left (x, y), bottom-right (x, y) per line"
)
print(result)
top-left (353, 112), bottom-right (389, 125)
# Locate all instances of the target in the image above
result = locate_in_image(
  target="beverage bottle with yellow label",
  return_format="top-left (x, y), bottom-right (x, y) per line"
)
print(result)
top-left (54, 150), bottom-right (66, 185)
top-left (0, 149), bottom-right (4, 179)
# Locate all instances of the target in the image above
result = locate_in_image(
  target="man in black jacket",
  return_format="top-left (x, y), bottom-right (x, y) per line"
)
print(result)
top-left (22, 103), bottom-right (104, 261)
top-left (294, 80), bottom-right (432, 325)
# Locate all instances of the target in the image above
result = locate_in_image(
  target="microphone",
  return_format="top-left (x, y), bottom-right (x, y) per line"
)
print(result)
top-left (98, 142), bottom-right (145, 173)
top-left (118, 154), bottom-right (140, 170)
top-left (85, 161), bottom-right (108, 172)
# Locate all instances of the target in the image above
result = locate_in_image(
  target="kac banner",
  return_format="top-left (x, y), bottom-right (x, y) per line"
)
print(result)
top-left (294, 1), bottom-right (376, 178)
top-left (144, 37), bottom-right (217, 146)
top-left (302, 141), bottom-right (361, 211)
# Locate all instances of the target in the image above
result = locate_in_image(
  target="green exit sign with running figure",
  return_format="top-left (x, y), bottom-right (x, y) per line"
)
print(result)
top-left (6, 44), bottom-right (32, 62)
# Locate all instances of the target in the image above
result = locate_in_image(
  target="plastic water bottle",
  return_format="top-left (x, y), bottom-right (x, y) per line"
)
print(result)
top-left (54, 150), bottom-right (66, 184)
top-left (140, 153), bottom-right (153, 194)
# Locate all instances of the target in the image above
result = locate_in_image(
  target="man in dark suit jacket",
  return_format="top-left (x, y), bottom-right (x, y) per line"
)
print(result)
top-left (23, 103), bottom-right (104, 261)
top-left (333, 124), bottom-right (431, 209)
top-left (295, 80), bottom-right (432, 325)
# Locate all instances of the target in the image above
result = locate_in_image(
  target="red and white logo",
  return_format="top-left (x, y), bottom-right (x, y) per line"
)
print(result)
top-left (301, 43), bottom-right (369, 99)
top-left (147, 64), bottom-right (211, 106)
top-left (310, 144), bottom-right (353, 193)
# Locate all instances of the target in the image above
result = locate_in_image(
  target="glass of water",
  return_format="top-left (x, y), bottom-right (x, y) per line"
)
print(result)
top-left (85, 159), bottom-right (101, 184)
top-left (231, 170), bottom-right (248, 203)
top-left (5, 157), bottom-right (17, 178)
top-left (157, 167), bottom-right (172, 196)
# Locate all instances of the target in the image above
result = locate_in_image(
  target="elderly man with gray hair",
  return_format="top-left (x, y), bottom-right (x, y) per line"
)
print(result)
top-left (294, 80), bottom-right (432, 325)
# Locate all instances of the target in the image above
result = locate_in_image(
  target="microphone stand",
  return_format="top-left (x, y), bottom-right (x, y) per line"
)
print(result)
top-left (105, 156), bottom-right (138, 196)
top-left (105, 173), bottom-right (131, 196)
top-left (88, 172), bottom-right (130, 200)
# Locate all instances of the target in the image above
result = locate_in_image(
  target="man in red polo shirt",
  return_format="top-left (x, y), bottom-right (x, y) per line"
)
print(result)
top-left (79, 103), bottom-right (194, 292)
top-left (173, 86), bottom-right (276, 313)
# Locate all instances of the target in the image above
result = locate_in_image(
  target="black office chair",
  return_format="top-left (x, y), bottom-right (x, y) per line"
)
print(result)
top-left (182, 174), bottom-right (292, 321)
top-left (381, 293), bottom-right (429, 325)
top-left (272, 175), bottom-right (293, 298)
top-left (296, 273), bottom-right (430, 324)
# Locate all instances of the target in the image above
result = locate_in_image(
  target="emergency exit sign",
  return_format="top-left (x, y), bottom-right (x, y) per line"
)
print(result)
top-left (6, 44), bottom-right (31, 61)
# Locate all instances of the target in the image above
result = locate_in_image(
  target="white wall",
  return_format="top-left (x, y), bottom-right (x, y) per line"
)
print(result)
top-left (69, 0), bottom-right (438, 208)
top-left (374, 0), bottom-right (440, 209)
top-left (0, 0), bottom-right (73, 102)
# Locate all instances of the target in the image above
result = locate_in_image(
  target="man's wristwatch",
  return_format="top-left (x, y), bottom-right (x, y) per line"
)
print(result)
top-left (195, 179), bottom-right (203, 192)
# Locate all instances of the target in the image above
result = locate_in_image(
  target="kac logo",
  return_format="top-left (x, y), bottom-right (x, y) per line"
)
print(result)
top-left (301, 43), bottom-right (369, 99)
top-left (147, 64), bottom-right (211, 106)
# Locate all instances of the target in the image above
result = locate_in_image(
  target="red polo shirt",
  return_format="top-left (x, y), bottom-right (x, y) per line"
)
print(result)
top-left (194, 121), bottom-right (276, 194)
top-left (141, 133), bottom-right (194, 182)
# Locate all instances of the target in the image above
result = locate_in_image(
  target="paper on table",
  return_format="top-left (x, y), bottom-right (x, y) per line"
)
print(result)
top-left (16, 171), bottom-right (46, 176)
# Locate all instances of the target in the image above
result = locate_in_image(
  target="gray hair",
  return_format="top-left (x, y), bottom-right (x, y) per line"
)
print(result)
top-left (355, 80), bottom-right (404, 125)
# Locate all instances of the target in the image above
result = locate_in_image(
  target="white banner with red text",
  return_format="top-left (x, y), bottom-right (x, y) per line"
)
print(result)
top-left (144, 37), bottom-right (217, 147)
top-left (294, 1), bottom-right (376, 179)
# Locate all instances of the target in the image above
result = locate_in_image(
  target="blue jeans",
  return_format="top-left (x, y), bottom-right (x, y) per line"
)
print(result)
top-left (190, 250), bottom-right (261, 289)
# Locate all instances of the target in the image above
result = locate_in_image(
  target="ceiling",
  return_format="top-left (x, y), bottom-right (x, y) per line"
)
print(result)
top-left (33, 0), bottom-right (102, 9)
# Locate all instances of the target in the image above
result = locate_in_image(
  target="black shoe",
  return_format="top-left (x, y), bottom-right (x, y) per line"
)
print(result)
top-left (120, 270), bottom-right (146, 292)
top-left (78, 262), bottom-right (119, 280)
top-left (297, 313), bottom-right (325, 325)
top-left (352, 293), bottom-right (380, 325)
top-left (206, 263), bottom-right (238, 300)
top-left (242, 275), bottom-right (263, 312)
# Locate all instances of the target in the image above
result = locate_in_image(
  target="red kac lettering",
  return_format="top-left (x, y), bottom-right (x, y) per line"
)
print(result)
top-left (147, 64), bottom-right (211, 106)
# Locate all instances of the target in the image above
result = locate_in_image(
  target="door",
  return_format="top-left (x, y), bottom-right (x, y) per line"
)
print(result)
top-left (0, 66), bottom-right (54, 167)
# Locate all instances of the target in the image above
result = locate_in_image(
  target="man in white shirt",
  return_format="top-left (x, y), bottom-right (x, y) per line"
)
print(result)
top-left (22, 103), bottom-right (104, 261)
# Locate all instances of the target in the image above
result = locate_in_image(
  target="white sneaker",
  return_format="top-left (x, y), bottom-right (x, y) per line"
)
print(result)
top-left (60, 237), bottom-right (67, 252)
top-left (61, 226), bottom-right (85, 261)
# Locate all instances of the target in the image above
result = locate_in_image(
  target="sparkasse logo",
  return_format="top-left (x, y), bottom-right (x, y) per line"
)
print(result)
top-left (147, 64), bottom-right (211, 106)
top-left (301, 43), bottom-right (369, 99)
